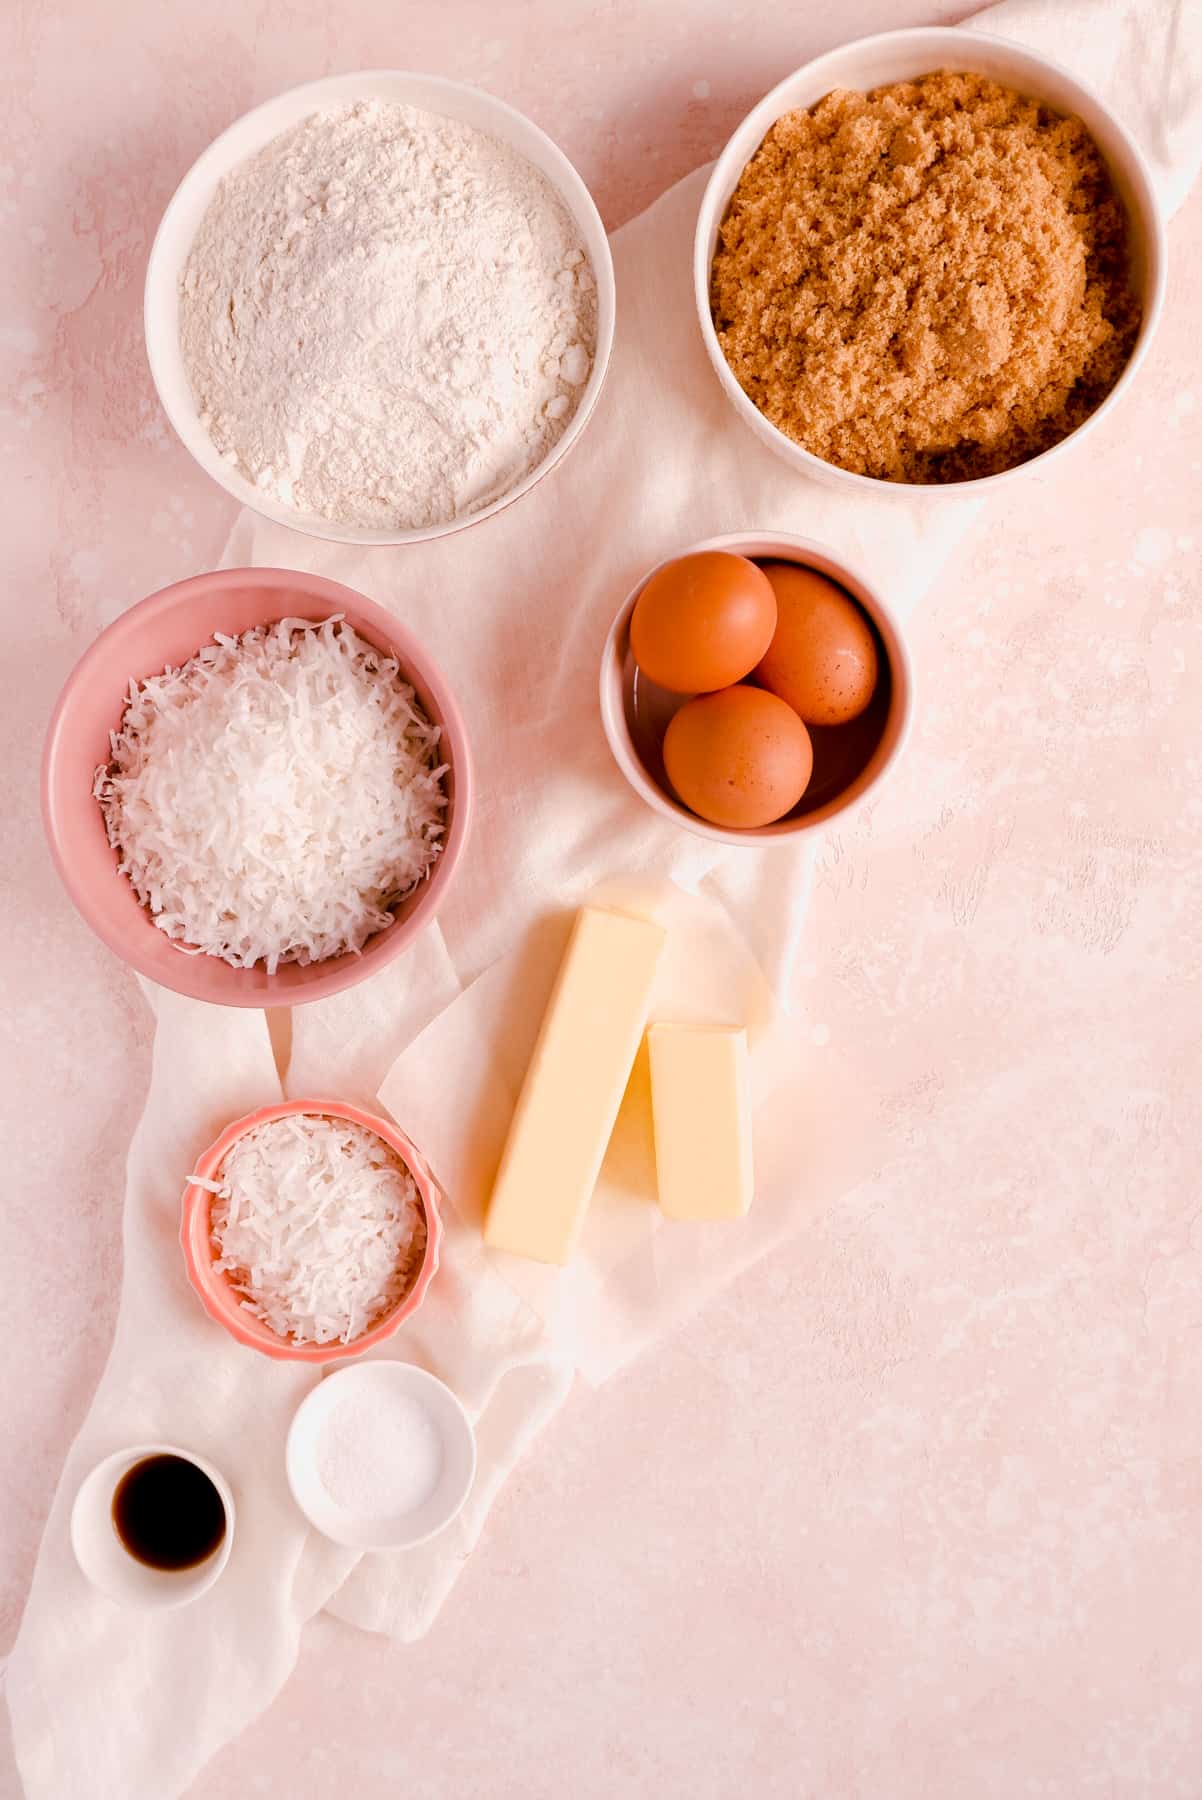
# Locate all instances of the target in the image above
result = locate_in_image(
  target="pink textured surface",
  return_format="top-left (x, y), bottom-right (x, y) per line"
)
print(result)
top-left (2, 2), bottom-right (1201, 1797)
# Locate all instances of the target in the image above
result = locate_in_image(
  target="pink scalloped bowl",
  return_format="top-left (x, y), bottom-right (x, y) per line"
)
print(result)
top-left (180, 1099), bottom-right (444, 1363)
top-left (41, 567), bottom-right (472, 1007)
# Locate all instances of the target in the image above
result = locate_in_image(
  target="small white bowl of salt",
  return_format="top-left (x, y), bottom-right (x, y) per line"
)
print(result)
top-left (286, 1361), bottom-right (477, 1550)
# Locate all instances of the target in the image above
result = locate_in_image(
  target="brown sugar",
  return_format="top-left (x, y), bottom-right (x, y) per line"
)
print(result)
top-left (710, 72), bottom-right (1142, 483)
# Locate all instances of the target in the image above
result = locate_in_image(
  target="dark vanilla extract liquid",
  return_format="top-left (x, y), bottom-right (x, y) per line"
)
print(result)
top-left (111, 1453), bottom-right (227, 1571)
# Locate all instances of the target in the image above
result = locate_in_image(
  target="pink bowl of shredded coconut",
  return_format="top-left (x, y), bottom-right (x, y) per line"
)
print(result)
top-left (42, 566), bottom-right (472, 1007)
top-left (180, 1100), bottom-right (444, 1363)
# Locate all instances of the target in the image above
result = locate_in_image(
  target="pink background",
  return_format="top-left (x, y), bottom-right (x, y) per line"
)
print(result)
top-left (4, 0), bottom-right (1202, 1795)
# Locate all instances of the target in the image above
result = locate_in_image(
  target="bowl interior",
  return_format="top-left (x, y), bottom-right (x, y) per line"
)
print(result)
top-left (181, 1100), bottom-right (442, 1363)
top-left (43, 568), bottom-right (469, 1007)
top-left (626, 621), bottom-right (893, 819)
top-left (601, 534), bottom-right (911, 844)
top-left (695, 27), bottom-right (1165, 492)
top-left (145, 71), bottom-right (616, 547)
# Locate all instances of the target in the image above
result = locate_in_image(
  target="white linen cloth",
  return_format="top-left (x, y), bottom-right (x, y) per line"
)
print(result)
top-left (8, 1), bottom-right (1200, 1793)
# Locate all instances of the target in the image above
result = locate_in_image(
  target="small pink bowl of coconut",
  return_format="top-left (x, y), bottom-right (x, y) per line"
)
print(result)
top-left (181, 1099), bottom-right (443, 1363)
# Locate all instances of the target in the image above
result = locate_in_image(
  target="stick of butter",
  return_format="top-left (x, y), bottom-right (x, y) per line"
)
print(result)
top-left (647, 1024), bottom-right (753, 1221)
top-left (484, 906), bottom-right (666, 1264)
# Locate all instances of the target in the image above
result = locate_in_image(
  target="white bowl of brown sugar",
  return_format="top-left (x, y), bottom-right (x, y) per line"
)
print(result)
top-left (694, 27), bottom-right (1166, 493)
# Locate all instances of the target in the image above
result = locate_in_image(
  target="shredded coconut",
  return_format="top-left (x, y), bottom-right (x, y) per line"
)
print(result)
top-left (94, 615), bottom-right (447, 972)
top-left (203, 1114), bottom-right (428, 1346)
top-left (179, 98), bottom-right (598, 530)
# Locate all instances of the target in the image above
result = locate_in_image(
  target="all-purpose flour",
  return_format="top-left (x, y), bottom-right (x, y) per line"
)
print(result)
top-left (179, 99), bottom-right (598, 530)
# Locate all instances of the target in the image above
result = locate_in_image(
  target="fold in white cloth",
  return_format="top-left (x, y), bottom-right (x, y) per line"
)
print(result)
top-left (9, 2), bottom-right (1200, 1794)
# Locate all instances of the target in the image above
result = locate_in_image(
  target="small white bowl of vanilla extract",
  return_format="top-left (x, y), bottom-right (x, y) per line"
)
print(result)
top-left (71, 1444), bottom-right (234, 1610)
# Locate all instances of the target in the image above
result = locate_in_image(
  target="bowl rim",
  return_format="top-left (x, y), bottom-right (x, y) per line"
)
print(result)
top-left (284, 1360), bottom-right (478, 1549)
top-left (180, 1097), bottom-right (445, 1363)
top-left (143, 68), bottom-right (616, 547)
top-left (598, 530), bottom-right (914, 845)
top-left (41, 565), bottom-right (472, 1008)
top-left (693, 24), bottom-right (1169, 496)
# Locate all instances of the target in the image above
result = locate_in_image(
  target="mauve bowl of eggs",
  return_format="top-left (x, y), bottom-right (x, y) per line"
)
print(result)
top-left (599, 532), bottom-right (913, 844)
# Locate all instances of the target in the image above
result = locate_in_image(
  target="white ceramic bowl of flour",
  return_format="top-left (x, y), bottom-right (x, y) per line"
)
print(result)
top-left (145, 72), bottom-right (616, 546)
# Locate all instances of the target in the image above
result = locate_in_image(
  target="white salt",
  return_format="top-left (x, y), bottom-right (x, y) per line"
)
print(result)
top-left (316, 1388), bottom-right (444, 1520)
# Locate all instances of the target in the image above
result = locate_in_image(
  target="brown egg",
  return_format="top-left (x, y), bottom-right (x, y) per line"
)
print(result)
top-left (630, 552), bottom-right (777, 694)
top-left (755, 562), bottom-right (879, 726)
top-left (663, 685), bottom-right (813, 829)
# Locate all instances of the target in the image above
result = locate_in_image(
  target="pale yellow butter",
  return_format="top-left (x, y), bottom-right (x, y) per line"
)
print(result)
top-left (647, 1025), bottom-right (753, 1221)
top-left (484, 906), bottom-right (666, 1265)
